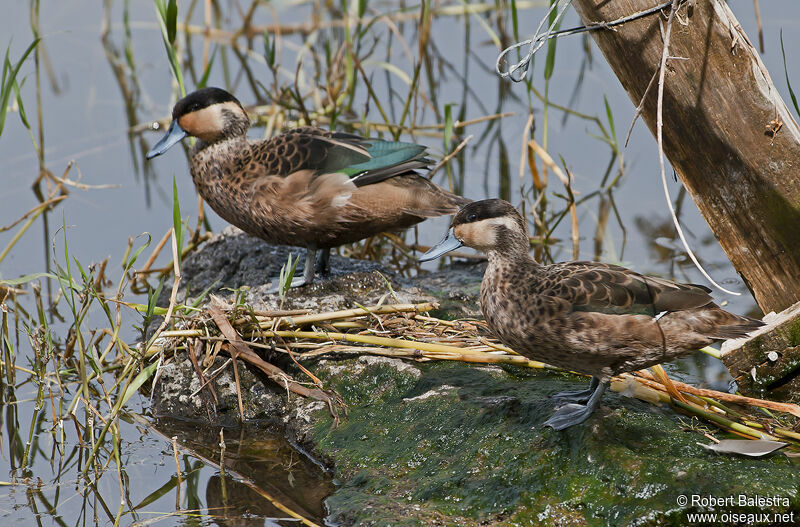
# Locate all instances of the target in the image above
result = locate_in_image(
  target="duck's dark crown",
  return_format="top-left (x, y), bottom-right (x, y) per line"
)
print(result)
top-left (172, 87), bottom-right (242, 119)
top-left (452, 199), bottom-right (525, 230)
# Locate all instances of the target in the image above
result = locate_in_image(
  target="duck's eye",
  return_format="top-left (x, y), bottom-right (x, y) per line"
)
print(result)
top-left (467, 212), bottom-right (478, 222)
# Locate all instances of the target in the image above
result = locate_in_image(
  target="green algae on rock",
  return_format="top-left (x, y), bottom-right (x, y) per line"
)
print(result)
top-left (313, 359), bottom-right (800, 526)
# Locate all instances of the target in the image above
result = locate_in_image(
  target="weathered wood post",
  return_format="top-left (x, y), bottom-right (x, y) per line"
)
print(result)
top-left (571, 0), bottom-right (800, 314)
top-left (569, 0), bottom-right (800, 400)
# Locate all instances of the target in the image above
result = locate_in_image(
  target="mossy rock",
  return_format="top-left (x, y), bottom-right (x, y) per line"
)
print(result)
top-left (309, 357), bottom-right (800, 526)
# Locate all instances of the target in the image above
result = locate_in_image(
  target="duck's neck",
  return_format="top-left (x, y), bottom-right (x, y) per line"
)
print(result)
top-left (486, 229), bottom-right (536, 268)
top-left (193, 134), bottom-right (248, 156)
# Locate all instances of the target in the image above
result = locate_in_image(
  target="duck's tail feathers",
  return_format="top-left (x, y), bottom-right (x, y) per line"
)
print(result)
top-left (401, 182), bottom-right (471, 218)
top-left (706, 314), bottom-right (764, 340)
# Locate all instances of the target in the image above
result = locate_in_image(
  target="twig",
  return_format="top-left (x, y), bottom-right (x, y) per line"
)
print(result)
top-left (208, 305), bottom-right (342, 424)
top-left (171, 436), bottom-right (182, 510)
top-left (624, 68), bottom-right (659, 147)
top-left (427, 135), bottom-right (473, 180)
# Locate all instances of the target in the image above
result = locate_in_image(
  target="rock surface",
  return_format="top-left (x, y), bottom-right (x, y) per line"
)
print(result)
top-left (150, 228), bottom-right (800, 525)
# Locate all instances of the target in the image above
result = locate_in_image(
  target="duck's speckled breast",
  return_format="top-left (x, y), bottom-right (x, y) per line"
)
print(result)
top-left (480, 257), bottom-right (573, 365)
top-left (189, 138), bottom-right (277, 240)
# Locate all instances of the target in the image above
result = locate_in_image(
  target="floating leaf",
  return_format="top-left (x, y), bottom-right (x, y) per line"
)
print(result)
top-left (698, 439), bottom-right (787, 457)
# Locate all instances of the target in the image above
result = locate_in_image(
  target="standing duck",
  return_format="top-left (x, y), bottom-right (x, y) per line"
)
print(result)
top-left (419, 199), bottom-right (763, 430)
top-left (146, 87), bottom-right (469, 287)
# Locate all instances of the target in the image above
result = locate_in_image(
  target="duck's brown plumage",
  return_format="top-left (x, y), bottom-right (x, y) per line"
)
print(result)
top-left (481, 256), bottom-right (760, 381)
top-left (147, 87), bottom-right (469, 285)
top-left (420, 199), bottom-right (763, 429)
top-left (189, 129), bottom-right (467, 249)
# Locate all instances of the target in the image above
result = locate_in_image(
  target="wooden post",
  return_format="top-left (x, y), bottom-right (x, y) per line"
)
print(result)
top-left (570, 0), bottom-right (800, 314)
top-left (720, 302), bottom-right (800, 404)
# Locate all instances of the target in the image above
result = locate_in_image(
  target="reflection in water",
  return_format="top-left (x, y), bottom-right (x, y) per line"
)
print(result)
top-left (152, 418), bottom-right (334, 526)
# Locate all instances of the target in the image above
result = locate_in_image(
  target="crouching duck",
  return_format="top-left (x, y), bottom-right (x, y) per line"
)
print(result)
top-left (146, 87), bottom-right (469, 287)
top-left (419, 199), bottom-right (763, 430)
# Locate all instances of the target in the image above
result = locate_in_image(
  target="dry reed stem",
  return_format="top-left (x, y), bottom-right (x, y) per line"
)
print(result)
top-left (649, 364), bottom-right (689, 404)
top-left (427, 135), bottom-right (473, 179)
top-left (149, 301), bottom-right (797, 444)
top-left (632, 370), bottom-right (800, 418)
top-left (248, 303), bottom-right (436, 331)
top-left (527, 138), bottom-right (569, 186)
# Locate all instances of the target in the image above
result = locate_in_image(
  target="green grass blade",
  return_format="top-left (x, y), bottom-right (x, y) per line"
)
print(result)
top-left (279, 253), bottom-right (299, 300)
top-left (603, 95), bottom-right (617, 146)
top-left (263, 28), bottom-right (276, 67)
top-left (543, 2), bottom-right (559, 81)
top-left (154, 0), bottom-right (166, 21)
top-left (172, 177), bottom-right (183, 268)
top-left (11, 78), bottom-right (30, 129)
top-left (0, 272), bottom-right (58, 286)
top-left (780, 30), bottom-right (800, 119)
top-left (118, 361), bottom-right (159, 408)
top-left (166, 0), bottom-right (178, 44)
top-left (198, 46), bottom-right (217, 89)
top-left (444, 103), bottom-right (454, 151)
top-left (124, 233), bottom-right (152, 272)
top-left (0, 38), bottom-right (40, 136)
top-left (153, 0), bottom-right (184, 96)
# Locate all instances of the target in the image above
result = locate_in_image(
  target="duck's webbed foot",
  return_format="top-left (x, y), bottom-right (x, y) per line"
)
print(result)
top-left (552, 377), bottom-right (600, 404)
top-left (544, 380), bottom-right (608, 430)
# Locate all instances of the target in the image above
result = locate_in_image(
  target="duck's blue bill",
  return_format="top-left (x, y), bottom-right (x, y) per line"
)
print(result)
top-left (418, 228), bottom-right (463, 262)
top-left (146, 120), bottom-right (187, 159)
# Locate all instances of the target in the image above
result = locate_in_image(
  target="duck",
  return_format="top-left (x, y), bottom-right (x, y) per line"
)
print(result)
top-left (419, 199), bottom-right (763, 430)
top-left (146, 87), bottom-right (469, 287)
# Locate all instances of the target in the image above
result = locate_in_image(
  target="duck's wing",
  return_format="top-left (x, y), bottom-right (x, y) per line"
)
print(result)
top-left (252, 128), bottom-right (370, 176)
top-left (255, 128), bottom-right (430, 184)
top-left (547, 261), bottom-right (713, 317)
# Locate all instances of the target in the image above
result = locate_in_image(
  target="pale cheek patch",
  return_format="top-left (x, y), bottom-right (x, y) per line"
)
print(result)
top-left (179, 102), bottom-right (241, 141)
top-left (455, 220), bottom-right (495, 248)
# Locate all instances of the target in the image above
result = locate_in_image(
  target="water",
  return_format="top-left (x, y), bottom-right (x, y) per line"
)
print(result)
top-left (1, 1), bottom-right (799, 524)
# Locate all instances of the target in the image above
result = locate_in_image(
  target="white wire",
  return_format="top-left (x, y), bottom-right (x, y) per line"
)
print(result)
top-left (496, 0), bottom-right (574, 82)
